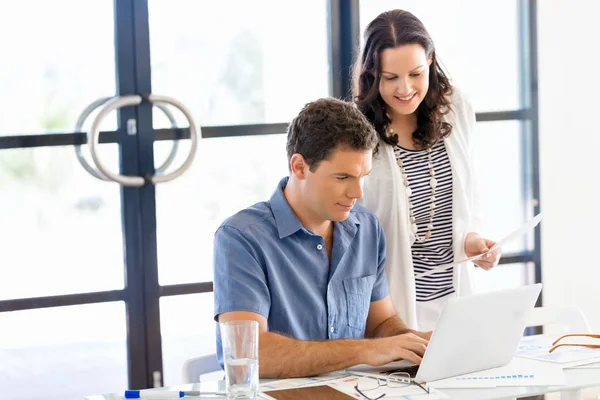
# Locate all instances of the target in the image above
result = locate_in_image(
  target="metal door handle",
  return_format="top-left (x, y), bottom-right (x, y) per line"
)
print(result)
top-left (74, 96), bottom-right (182, 181)
top-left (86, 94), bottom-right (198, 186)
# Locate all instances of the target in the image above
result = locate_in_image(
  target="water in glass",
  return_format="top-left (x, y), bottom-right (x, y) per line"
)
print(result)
top-left (224, 357), bottom-right (258, 398)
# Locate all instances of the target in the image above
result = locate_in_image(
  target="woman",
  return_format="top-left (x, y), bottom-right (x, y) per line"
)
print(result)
top-left (354, 9), bottom-right (501, 331)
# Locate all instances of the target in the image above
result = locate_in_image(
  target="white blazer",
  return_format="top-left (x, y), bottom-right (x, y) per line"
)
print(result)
top-left (360, 88), bottom-right (482, 330)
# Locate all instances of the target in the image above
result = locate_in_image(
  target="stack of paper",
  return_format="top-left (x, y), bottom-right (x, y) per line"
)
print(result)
top-left (566, 361), bottom-right (600, 369)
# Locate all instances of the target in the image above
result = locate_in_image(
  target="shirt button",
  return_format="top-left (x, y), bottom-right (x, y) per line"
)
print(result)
top-left (330, 327), bottom-right (335, 333)
top-left (317, 244), bottom-right (323, 250)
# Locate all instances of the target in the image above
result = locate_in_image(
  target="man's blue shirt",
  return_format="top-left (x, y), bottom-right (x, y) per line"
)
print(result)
top-left (213, 177), bottom-right (388, 366)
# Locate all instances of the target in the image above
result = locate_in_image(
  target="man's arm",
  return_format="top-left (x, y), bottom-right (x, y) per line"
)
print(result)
top-left (365, 296), bottom-right (433, 340)
top-left (219, 311), bottom-right (429, 378)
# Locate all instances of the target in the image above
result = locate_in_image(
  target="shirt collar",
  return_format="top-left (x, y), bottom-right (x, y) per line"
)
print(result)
top-left (270, 177), bottom-right (360, 239)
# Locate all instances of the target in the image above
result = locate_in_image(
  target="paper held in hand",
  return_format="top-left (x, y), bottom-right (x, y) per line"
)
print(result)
top-left (414, 213), bottom-right (543, 279)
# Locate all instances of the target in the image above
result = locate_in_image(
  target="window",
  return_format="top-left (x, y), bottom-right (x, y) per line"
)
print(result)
top-left (0, 2), bottom-right (540, 396)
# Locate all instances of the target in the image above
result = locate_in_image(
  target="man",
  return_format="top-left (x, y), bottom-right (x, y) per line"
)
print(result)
top-left (213, 98), bottom-right (430, 378)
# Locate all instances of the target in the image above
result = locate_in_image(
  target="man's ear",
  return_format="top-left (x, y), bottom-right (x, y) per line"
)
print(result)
top-left (290, 153), bottom-right (309, 180)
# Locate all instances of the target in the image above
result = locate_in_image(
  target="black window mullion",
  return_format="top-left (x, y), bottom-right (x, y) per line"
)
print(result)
top-left (0, 290), bottom-right (126, 313)
top-left (518, 0), bottom-right (542, 304)
top-left (498, 252), bottom-right (535, 266)
top-left (328, 0), bottom-right (360, 99)
top-left (114, 0), bottom-right (150, 390)
top-left (528, 0), bottom-right (542, 299)
top-left (159, 282), bottom-right (214, 297)
top-left (154, 123), bottom-right (291, 142)
top-left (0, 122), bottom-right (291, 150)
top-left (200, 123), bottom-right (290, 138)
top-left (0, 131), bottom-right (120, 149)
top-left (130, 0), bottom-right (164, 389)
top-left (475, 110), bottom-right (531, 122)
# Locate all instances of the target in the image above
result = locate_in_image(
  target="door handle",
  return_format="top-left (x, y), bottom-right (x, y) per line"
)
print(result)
top-left (86, 94), bottom-right (198, 186)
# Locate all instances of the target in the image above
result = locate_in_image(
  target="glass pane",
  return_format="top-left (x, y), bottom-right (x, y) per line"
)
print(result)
top-left (154, 134), bottom-right (288, 285)
top-left (472, 262), bottom-right (534, 294)
top-left (473, 121), bottom-right (527, 254)
top-left (161, 293), bottom-right (217, 386)
top-left (148, 0), bottom-right (330, 126)
top-left (359, 0), bottom-right (520, 112)
top-left (0, 302), bottom-right (127, 400)
top-left (0, 146), bottom-right (124, 300)
top-left (0, 1), bottom-right (116, 135)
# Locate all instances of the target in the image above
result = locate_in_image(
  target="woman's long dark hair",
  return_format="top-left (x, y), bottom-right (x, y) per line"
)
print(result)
top-left (352, 9), bottom-right (453, 150)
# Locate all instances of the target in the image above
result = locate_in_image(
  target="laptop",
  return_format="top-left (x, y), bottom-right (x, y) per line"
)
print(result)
top-left (349, 283), bottom-right (542, 383)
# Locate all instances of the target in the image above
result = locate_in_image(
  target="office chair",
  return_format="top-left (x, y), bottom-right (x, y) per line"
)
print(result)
top-left (182, 354), bottom-right (222, 383)
top-left (527, 306), bottom-right (592, 334)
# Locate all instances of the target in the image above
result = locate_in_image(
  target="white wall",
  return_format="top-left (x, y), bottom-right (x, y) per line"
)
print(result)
top-left (538, 2), bottom-right (600, 331)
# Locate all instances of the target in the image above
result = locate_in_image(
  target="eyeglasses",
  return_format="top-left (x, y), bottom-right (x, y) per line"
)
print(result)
top-left (549, 334), bottom-right (600, 353)
top-left (353, 372), bottom-right (430, 400)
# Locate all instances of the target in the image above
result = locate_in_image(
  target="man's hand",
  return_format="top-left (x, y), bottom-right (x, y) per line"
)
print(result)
top-left (465, 232), bottom-right (501, 270)
top-left (390, 328), bottom-right (432, 341)
top-left (410, 330), bottom-right (432, 341)
top-left (365, 332), bottom-right (430, 366)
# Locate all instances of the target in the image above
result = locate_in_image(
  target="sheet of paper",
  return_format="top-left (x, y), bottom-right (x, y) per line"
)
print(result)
top-left (415, 213), bottom-right (543, 278)
top-left (566, 361), bottom-right (600, 369)
top-left (516, 335), bottom-right (600, 365)
top-left (428, 357), bottom-right (565, 388)
top-left (327, 376), bottom-right (448, 399)
top-left (260, 372), bottom-right (348, 391)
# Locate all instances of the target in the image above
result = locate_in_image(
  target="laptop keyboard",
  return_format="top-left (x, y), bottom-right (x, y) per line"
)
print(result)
top-left (387, 364), bottom-right (420, 378)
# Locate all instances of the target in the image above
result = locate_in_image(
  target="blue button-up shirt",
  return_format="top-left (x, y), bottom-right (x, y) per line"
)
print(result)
top-left (213, 177), bottom-right (388, 366)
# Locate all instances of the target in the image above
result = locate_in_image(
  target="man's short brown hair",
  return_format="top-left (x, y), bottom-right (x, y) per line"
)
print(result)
top-left (286, 97), bottom-right (378, 171)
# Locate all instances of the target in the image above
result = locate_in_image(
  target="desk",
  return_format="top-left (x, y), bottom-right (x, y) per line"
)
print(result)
top-left (85, 366), bottom-right (599, 400)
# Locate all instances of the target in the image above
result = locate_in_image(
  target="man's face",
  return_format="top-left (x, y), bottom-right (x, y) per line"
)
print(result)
top-left (302, 147), bottom-right (372, 222)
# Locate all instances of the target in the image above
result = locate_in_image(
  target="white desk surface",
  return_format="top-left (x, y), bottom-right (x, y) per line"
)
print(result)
top-left (86, 334), bottom-right (600, 400)
top-left (84, 367), bottom-right (600, 400)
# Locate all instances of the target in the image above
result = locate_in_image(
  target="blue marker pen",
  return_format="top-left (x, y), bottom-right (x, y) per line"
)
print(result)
top-left (125, 391), bottom-right (184, 398)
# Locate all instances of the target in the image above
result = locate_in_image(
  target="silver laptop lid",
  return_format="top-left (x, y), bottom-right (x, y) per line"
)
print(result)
top-left (415, 283), bottom-right (542, 383)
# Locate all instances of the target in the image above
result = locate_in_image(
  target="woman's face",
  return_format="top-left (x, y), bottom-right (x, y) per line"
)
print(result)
top-left (378, 44), bottom-right (432, 119)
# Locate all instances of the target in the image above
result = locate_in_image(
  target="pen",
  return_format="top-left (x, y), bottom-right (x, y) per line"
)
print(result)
top-left (124, 390), bottom-right (225, 398)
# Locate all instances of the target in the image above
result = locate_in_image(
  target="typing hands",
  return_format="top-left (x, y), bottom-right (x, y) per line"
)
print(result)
top-left (366, 331), bottom-right (431, 366)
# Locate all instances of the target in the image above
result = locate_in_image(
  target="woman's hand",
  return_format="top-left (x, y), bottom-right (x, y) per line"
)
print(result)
top-left (464, 232), bottom-right (501, 270)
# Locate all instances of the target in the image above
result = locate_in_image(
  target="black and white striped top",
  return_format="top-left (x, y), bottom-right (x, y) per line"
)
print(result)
top-left (394, 140), bottom-right (455, 302)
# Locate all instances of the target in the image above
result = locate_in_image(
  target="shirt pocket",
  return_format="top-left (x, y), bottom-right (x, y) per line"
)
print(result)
top-left (343, 275), bottom-right (376, 333)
